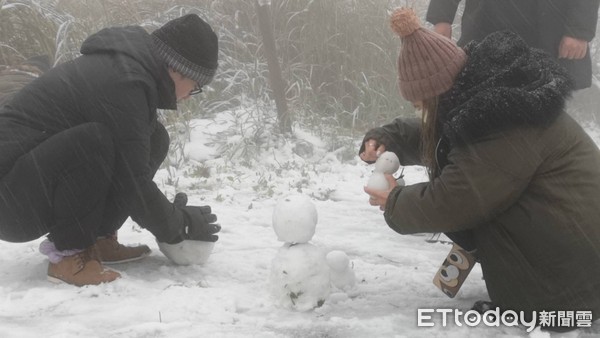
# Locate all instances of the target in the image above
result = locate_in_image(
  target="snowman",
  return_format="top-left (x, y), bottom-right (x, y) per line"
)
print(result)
top-left (366, 151), bottom-right (404, 190)
top-left (269, 194), bottom-right (331, 311)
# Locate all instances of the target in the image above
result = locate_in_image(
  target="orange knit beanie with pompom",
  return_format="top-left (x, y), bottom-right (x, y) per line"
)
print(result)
top-left (390, 8), bottom-right (466, 102)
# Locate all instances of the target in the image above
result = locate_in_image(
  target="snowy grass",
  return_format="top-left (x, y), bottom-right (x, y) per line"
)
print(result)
top-left (1, 113), bottom-right (600, 337)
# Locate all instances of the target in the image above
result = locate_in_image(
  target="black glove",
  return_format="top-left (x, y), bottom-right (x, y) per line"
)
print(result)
top-left (169, 192), bottom-right (221, 244)
top-left (181, 205), bottom-right (220, 242)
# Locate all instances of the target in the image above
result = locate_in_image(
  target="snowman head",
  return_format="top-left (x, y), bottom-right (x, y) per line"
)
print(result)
top-left (374, 151), bottom-right (400, 174)
top-left (272, 194), bottom-right (318, 244)
top-left (326, 250), bottom-right (350, 272)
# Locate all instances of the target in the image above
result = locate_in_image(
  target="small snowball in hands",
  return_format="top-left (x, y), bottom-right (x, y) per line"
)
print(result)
top-left (367, 151), bottom-right (400, 191)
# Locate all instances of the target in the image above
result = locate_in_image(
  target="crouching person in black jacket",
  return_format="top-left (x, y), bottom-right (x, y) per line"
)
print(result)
top-left (0, 14), bottom-right (221, 286)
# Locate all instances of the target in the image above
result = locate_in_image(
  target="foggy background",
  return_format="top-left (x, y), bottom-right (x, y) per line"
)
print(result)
top-left (1, 0), bottom-right (599, 169)
top-left (2, 3), bottom-right (600, 336)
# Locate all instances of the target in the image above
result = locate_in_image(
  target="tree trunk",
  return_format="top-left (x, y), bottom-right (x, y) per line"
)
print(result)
top-left (255, 0), bottom-right (291, 133)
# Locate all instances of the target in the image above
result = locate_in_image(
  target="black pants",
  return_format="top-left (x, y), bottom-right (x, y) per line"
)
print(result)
top-left (0, 122), bottom-right (169, 250)
top-left (445, 230), bottom-right (477, 252)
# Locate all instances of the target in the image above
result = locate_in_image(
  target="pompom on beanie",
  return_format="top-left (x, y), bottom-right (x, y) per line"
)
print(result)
top-left (390, 8), bottom-right (466, 102)
top-left (152, 14), bottom-right (218, 87)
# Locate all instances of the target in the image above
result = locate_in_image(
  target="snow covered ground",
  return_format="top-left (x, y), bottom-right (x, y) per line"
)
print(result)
top-left (1, 110), bottom-right (600, 338)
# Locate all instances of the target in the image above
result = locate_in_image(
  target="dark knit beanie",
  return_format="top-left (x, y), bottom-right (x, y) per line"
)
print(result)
top-left (152, 14), bottom-right (218, 86)
top-left (390, 8), bottom-right (466, 102)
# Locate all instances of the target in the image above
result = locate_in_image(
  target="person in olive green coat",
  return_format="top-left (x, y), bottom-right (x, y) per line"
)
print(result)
top-left (361, 8), bottom-right (600, 330)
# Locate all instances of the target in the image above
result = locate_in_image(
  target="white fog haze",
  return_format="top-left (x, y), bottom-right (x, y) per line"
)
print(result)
top-left (1, 1), bottom-right (600, 337)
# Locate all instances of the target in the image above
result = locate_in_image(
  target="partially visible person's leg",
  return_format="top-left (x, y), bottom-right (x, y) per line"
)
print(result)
top-left (0, 123), bottom-right (115, 248)
top-left (0, 122), bottom-right (120, 285)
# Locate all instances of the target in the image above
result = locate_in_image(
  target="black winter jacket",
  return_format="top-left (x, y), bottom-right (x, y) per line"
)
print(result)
top-left (426, 0), bottom-right (600, 89)
top-left (0, 26), bottom-right (185, 242)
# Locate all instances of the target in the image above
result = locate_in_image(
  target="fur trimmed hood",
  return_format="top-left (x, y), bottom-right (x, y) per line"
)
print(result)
top-left (438, 31), bottom-right (574, 145)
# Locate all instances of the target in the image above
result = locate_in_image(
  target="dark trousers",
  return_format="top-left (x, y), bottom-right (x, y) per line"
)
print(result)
top-left (445, 230), bottom-right (477, 252)
top-left (0, 122), bottom-right (169, 250)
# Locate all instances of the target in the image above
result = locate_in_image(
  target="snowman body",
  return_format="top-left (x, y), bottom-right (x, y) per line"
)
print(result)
top-left (270, 243), bottom-right (330, 311)
top-left (270, 194), bottom-right (330, 311)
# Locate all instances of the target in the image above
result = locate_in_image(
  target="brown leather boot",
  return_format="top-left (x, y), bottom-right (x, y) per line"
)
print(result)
top-left (94, 235), bottom-right (151, 264)
top-left (47, 248), bottom-right (120, 286)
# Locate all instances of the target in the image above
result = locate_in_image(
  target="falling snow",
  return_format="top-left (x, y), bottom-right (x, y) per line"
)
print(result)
top-left (1, 111), bottom-right (600, 337)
